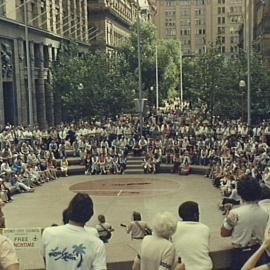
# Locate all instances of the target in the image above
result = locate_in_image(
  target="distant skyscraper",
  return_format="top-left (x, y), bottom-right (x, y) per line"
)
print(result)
top-left (253, 0), bottom-right (270, 62)
top-left (153, 0), bottom-right (207, 56)
top-left (153, 0), bottom-right (245, 56)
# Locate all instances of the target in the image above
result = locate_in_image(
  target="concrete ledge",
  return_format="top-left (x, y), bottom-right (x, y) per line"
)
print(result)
top-left (15, 248), bottom-right (232, 270)
top-left (159, 164), bottom-right (209, 175)
top-left (107, 248), bottom-right (231, 270)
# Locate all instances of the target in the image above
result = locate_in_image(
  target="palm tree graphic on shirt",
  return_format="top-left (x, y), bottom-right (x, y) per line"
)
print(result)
top-left (72, 244), bottom-right (86, 267)
top-left (49, 244), bottom-right (86, 267)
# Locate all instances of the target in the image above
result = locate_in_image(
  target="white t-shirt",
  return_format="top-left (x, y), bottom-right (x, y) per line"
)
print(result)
top-left (172, 221), bottom-right (212, 270)
top-left (41, 224), bottom-right (107, 270)
top-left (223, 203), bottom-right (268, 247)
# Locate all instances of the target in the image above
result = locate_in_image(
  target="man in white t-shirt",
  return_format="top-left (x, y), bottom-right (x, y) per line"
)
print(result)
top-left (41, 193), bottom-right (107, 270)
top-left (220, 176), bottom-right (268, 270)
top-left (172, 201), bottom-right (213, 270)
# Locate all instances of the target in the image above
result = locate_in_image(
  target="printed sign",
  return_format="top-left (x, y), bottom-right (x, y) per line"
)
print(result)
top-left (3, 228), bottom-right (42, 249)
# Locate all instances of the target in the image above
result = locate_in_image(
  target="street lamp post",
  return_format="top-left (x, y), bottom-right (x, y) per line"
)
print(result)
top-left (239, 80), bottom-right (246, 122)
top-left (245, 0), bottom-right (251, 125)
top-left (24, 0), bottom-right (33, 126)
top-left (136, 0), bottom-right (143, 136)
top-left (179, 41), bottom-right (183, 109)
top-left (155, 44), bottom-right (159, 114)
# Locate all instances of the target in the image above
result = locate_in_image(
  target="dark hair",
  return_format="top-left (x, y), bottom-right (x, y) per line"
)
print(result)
top-left (261, 186), bottom-right (270, 200)
top-left (98, 214), bottom-right (105, 223)
top-left (237, 176), bottom-right (261, 202)
top-left (66, 193), bottom-right (94, 224)
top-left (132, 211), bottom-right (141, 221)
top-left (62, 208), bottom-right (70, 224)
top-left (178, 201), bottom-right (199, 222)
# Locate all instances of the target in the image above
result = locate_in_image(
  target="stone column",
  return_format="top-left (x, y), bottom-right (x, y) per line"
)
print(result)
top-left (13, 39), bottom-right (22, 125)
top-left (17, 38), bottom-right (28, 126)
top-left (30, 42), bottom-right (37, 125)
top-left (73, 0), bottom-right (77, 39)
top-left (0, 42), bottom-right (5, 126)
top-left (58, 0), bottom-right (63, 36)
top-left (36, 43), bottom-right (47, 129)
top-left (45, 45), bottom-right (54, 126)
top-left (83, 0), bottom-right (88, 42)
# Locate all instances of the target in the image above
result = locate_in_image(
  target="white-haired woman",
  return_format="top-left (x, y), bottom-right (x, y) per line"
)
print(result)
top-left (132, 212), bottom-right (185, 270)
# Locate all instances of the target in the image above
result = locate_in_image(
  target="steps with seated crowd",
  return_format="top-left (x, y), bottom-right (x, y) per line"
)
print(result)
top-left (56, 151), bottom-right (209, 176)
top-left (124, 155), bottom-right (144, 175)
top-left (56, 150), bottom-right (85, 176)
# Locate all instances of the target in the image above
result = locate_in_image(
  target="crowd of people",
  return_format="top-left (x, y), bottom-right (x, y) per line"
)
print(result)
top-left (1, 99), bottom-right (270, 270)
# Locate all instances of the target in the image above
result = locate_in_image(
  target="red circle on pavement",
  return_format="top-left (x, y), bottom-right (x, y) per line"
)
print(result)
top-left (69, 177), bottom-right (180, 197)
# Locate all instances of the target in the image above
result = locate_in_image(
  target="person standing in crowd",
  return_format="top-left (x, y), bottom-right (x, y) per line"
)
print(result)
top-left (0, 234), bottom-right (19, 270)
top-left (220, 176), bottom-right (268, 270)
top-left (172, 201), bottom-right (212, 270)
top-left (127, 211), bottom-right (151, 240)
top-left (41, 193), bottom-right (107, 270)
top-left (96, 215), bottom-right (114, 243)
top-left (132, 212), bottom-right (185, 270)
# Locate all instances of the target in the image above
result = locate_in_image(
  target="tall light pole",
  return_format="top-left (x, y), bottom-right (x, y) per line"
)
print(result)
top-left (24, 0), bottom-right (33, 126)
top-left (136, 0), bottom-right (143, 136)
top-left (155, 44), bottom-right (159, 113)
top-left (245, 0), bottom-right (251, 125)
top-left (239, 80), bottom-right (246, 122)
top-left (179, 41), bottom-right (183, 109)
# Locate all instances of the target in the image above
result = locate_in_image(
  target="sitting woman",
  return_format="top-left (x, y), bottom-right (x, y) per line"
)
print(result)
top-left (47, 158), bottom-right (57, 180)
top-left (172, 153), bottom-right (181, 174)
top-left (143, 154), bottom-right (153, 174)
top-left (132, 212), bottom-right (185, 270)
top-left (60, 157), bottom-right (68, 177)
top-left (179, 160), bottom-right (191, 175)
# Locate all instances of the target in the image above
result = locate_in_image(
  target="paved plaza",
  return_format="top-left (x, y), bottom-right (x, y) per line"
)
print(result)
top-left (4, 174), bottom-right (231, 269)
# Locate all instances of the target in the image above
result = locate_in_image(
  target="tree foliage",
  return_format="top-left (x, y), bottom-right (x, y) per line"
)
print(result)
top-left (52, 44), bottom-right (136, 120)
top-left (183, 48), bottom-right (270, 121)
top-left (119, 22), bottom-right (181, 106)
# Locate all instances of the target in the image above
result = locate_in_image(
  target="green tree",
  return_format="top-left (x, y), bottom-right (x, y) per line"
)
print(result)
top-left (51, 44), bottom-right (136, 120)
top-left (119, 22), bottom-right (181, 107)
top-left (183, 48), bottom-right (270, 121)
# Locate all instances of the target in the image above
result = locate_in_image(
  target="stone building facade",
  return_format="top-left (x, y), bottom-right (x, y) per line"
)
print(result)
top-left (153, 0), bottom-right (207, 56)
top-left (88, 0), bottom-right (137, 53)
top-left (206, 0), bottom-right (244, 56)
top-left (153, 0), bottom-right (245, 56)
top-left (0, 0), bottom-right (136, 128)
top-left (253, 0), bottom-right (270, 62)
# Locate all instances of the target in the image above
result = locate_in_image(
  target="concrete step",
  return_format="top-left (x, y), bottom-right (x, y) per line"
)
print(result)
top-left (126, 160), bottom-right (143, 165)
top-left (125, 169), bottom-right (144, 175)
top-left (126, 164), bottom-right (143, 169)
top-left (56, 157), bottom-right (81, 166)
top-left (127, 155), bottom-right (144, 160)
top-left (56, 165), bottom-right (85, 176)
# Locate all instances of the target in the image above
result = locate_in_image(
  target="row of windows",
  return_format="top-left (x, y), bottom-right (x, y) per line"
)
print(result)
top-left (218, 0), bottom-right (225, 4)
top-left (217, 36), bottom-right (239, 44)
top-left (165, 28), bottom-right (206, 36)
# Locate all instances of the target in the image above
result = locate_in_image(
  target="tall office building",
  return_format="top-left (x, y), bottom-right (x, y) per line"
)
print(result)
top-left (206, 0), bottom-right (244, 55)
top-left (0, 0), bottom-right (137, 127)
top-left (153, 0), bottom-right (245, 56)
top-left (253, 0), bottom-right (270, 62)
top-left (0, 0), bottom-right (92, 127)
top-left (153, 0), bottom-right (207, 55)
top-left (88, 0), bottom-right (137, 53)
